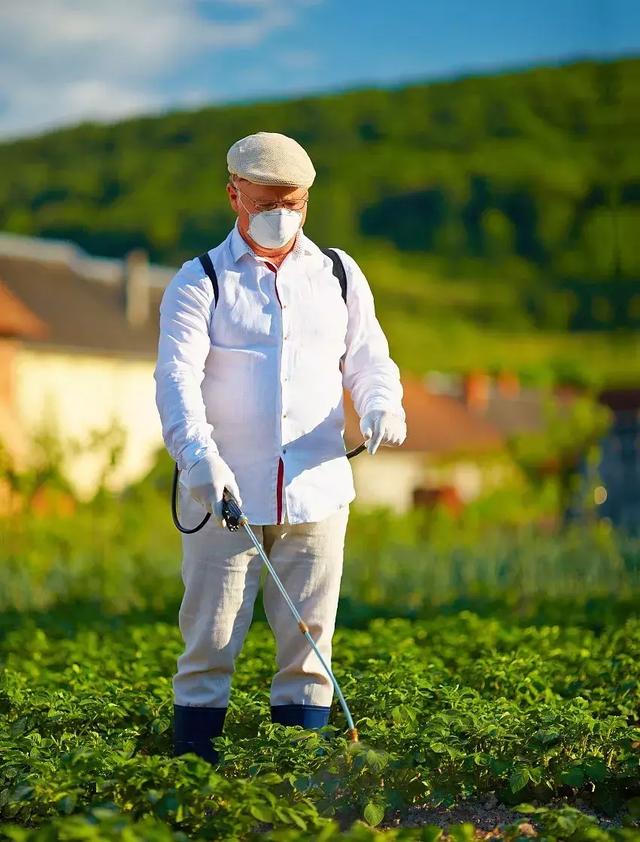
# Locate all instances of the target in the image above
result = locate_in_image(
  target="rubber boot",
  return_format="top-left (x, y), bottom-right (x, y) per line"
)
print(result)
top-left (270, 704), bottom-right (331, 729)
top-left (173, 704), bottom-right (227, 764)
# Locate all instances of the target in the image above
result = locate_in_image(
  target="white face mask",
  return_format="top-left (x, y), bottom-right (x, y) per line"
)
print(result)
top-left (247, 207), bottom-right (302, 249)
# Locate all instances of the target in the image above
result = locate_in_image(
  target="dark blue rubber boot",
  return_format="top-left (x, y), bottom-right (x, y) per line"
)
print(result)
top-left (173, 704), bottom-right (227, 764)
top-left (270, 704), bottom-right (331, 729)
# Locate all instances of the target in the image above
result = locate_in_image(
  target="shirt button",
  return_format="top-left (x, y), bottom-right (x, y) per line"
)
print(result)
top-left (283, 412), bottom-right (287, 418)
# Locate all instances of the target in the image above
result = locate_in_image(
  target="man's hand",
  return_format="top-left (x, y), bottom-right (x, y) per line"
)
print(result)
top-left (359, 410), bottom-right (406, 455)
top-left (185, 452), bottom-right (242, 525)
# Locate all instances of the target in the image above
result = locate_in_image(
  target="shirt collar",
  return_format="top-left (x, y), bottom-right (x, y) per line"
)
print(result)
top-left (228, 219), bottom-right (320, 266)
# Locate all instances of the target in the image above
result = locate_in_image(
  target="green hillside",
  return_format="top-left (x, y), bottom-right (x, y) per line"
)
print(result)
top-left (1, 58), bottom-right (638, 386)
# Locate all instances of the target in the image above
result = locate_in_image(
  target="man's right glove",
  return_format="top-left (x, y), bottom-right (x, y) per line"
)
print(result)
top-left (185, 451), bottom-right (242, 526)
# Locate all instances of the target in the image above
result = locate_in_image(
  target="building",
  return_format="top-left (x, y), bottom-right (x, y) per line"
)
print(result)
top-left (0, 232), bottom-right (171, 500)
top-left (343, 376), bottom-right (506, 513)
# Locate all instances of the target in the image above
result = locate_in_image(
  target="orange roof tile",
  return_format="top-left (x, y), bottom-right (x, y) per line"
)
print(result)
top-left (344, 374), bottom-right (503, 455)
top-left (0, 279), bottom-right (49, 339)
top-left (0, 254), bottom-right (161, 354)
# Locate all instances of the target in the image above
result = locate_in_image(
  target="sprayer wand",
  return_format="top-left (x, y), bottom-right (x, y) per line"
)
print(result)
top-left (221, 486), bottom-right (359, 741)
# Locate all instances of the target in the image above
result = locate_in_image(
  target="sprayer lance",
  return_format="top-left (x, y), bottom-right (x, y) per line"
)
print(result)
top-left (220, 487), bottom-right (359, 742)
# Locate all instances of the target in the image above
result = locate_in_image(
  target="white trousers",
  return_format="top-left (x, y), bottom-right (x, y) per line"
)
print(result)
top-left (173, 480), bottom-right (350, 709)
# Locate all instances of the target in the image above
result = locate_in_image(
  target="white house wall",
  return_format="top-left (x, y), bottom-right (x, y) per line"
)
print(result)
top-left (350, 450), bottom-right (426, 512)
top-left (14, 348), bottom-right (163, 500)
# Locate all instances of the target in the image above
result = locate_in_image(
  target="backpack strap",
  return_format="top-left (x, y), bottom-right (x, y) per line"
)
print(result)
top-left (198, 248), bottom-right (346, 309)
top-left (320, 247), bottom-right (347, 305)
top-left (198, 251), bottom-right (219, 307)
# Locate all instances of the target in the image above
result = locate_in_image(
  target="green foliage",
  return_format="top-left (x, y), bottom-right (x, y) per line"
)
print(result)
top-left (509, 804), bottom-right (640, 841)
top-left (1, 442), bottom-right (639, 615)
top-left (0, 416), bottom-right (126, 505)
top-left (506, 389), bottom-right (613, 482)
top-left (1, 424), bottom-right (639, 839)
top-left (1, 59), bottom-right (640, 384)
top-left (505, 387), bottom-right (614, 518)
top-left (1, 609), bottom-right (639, 839)
top-left (1, 59), bottom-right (637, 288)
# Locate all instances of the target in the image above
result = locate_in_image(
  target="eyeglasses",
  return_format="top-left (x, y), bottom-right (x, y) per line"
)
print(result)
top-left (233, 184), bottom-right (308, 214)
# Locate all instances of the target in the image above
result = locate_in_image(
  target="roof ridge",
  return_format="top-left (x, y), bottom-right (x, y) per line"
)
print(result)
top-left (0, 231), bottom-right (175, 289)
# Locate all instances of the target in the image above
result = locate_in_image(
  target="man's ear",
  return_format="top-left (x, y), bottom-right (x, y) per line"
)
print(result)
top-left (226, 180), bottom-right (239, 214)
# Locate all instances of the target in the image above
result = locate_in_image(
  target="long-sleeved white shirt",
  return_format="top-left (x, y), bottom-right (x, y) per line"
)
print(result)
top-left (154, 221), bottom-right (405, 525)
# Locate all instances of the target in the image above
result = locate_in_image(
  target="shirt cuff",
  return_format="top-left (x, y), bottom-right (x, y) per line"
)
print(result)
top-left (177, 439), bottom-right (220, 474)
top-left (360, 398), bottom-right (405, 422)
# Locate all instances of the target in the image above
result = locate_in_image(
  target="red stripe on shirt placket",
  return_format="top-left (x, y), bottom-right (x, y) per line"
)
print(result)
top-left (276, 456), bottom-right (284, 523)
top-left (267, 260), bottom-right (285, 525)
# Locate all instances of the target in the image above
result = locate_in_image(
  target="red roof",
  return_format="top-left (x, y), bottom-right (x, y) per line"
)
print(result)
top-left (344, 374), bottom-right (503, 455)
top-left (0, 254), bottom-right (162, 354)
top-left (0, 280), bottom-right (49, 340)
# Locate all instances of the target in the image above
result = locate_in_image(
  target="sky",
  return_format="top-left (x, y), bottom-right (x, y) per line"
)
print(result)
top-left (0, 0), bottom-right (638, 142)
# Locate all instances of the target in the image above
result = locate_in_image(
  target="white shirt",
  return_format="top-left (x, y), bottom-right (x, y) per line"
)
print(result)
top-left (153, 222), bottom-right (405, 525)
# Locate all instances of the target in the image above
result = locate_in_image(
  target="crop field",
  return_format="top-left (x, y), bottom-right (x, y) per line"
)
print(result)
top-left (1, 478), bottom-right (640, 841)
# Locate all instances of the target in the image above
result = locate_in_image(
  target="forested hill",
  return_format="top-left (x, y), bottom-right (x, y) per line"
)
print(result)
top-left (0, 58), bottom-right (637, 283)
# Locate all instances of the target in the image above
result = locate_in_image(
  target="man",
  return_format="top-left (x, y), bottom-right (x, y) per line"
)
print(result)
top-left (154, 131), bottom-right (406, 763)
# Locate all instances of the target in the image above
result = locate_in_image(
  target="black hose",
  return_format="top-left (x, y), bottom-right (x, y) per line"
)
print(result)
top-left (171, 441), bottom-right (367, 534)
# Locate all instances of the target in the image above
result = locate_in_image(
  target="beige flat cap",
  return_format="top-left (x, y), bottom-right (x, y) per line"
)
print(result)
top-left (227, 131), bottom-right (316, 188)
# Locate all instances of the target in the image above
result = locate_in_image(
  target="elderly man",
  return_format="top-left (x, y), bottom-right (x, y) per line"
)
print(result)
top-left (154, 131), bottom-right (406, 763)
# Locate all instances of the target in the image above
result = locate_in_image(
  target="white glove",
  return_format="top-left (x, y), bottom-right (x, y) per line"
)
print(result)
top-left (185, 452), bottom-right (242, 526)
top-left (359, 410), bottom-right (406, 455)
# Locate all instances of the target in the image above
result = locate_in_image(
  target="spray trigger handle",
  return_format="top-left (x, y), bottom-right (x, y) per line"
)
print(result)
top-left (221, 488), bottom-right (243, 531)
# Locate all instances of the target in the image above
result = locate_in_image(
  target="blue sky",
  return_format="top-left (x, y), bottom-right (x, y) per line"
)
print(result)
top-left (0, 0), bottom-right (638, 141)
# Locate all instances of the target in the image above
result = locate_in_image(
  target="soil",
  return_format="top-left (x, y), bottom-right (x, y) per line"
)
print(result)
top-left (379, 793), bottom-right (633, 837)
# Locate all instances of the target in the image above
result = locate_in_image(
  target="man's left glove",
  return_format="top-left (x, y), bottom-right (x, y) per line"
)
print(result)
top-left (359, 410), bottom-right (407, 455)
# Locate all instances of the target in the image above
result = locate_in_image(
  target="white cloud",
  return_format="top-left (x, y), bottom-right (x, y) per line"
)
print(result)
top-left (0, 0), bottom-right (311, 140)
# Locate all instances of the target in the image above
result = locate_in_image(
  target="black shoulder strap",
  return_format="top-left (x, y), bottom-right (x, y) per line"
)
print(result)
top-left (198, 251), bottom-right (219, 307)
top-left (199, 248), bottom-right (346, 309)
top-left (320, 247), bottom-right (347, 305)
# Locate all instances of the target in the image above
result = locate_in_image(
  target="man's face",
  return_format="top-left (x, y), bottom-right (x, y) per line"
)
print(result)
top-left (227, 177), bottom-right (308, 247)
